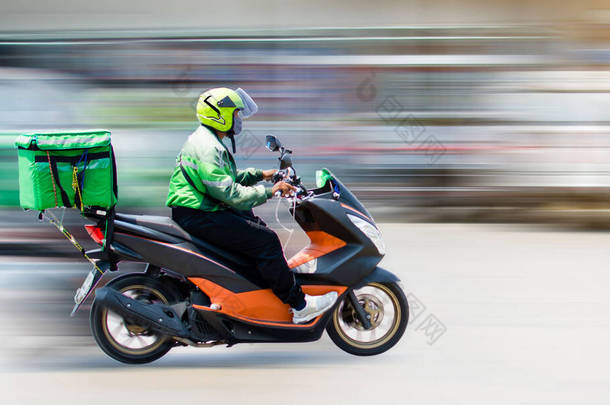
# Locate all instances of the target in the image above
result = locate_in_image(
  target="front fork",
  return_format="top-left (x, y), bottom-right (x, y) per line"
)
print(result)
top-left (347, 289), bottom-right (373, 330)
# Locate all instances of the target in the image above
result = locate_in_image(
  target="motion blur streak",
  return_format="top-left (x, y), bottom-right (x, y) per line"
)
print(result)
top-left (2, 11), bottom-right (610, 222)
top-left (1, 1), bottom-right (610, 403)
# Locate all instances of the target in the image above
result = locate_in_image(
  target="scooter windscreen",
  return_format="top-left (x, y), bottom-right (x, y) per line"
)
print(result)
top-left (316, 168), bottom-right (373, 220)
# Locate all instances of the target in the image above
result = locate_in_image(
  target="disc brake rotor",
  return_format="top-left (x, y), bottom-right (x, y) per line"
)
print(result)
top-left (335, 283), bottom-right (398, 345)
top-left (346, 293), bottom-right (384, 330)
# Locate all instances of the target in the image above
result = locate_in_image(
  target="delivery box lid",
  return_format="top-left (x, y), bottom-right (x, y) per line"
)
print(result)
top-left (15, 129), bottom-right (111, 150)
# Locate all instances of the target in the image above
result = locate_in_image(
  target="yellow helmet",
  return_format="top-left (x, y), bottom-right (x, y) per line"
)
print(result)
top-left (195, 87), bottom-right (258, 134)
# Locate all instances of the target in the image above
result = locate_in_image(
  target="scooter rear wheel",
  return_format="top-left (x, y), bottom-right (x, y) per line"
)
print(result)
top-left (90, 274), bottom-right (181, 364)
top-left (326, 282), bottom-right (408, 356)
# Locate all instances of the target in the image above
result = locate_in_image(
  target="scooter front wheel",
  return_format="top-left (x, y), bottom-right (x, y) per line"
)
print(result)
top-left (326, 282), bottom-right (408, 356)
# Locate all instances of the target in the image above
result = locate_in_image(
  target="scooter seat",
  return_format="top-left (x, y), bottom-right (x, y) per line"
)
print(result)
top-left (114, 213), bottom-right (251, 267)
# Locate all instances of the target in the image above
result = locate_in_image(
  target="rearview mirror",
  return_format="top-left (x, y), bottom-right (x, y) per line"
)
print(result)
top-left (265, 135), bottom-right (281, 152)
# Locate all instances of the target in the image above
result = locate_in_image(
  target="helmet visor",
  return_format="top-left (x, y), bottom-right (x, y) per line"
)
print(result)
top-left (235, 88), bottom-right (258, 118)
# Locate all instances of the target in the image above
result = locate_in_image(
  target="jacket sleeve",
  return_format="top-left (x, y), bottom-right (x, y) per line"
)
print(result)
top-left (198, 160), bottom-right (272, 211)
top-left (236, 168), bottom-right (264, 186)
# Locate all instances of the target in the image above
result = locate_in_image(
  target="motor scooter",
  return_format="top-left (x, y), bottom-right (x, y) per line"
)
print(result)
top-left (76, 135), bottom-right (408, 364)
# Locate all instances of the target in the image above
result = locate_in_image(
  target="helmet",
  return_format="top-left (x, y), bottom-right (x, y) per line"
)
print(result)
top-left (196, 87), bottom-right (258, 135)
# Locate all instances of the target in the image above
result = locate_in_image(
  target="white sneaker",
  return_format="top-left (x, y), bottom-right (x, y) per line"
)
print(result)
top-left (292, 292), bottom-right (338, 324)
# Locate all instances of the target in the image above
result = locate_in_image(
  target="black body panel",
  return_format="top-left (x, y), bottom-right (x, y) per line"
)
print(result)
top-left (114, 213), bottom-right (251, 267)
top-left (112, 231), bottom-right (260, 293)
top-left (113, 220), bottom-right (183, 244)
top-left (355, 266), bottom-right (401, 288)
top-left (292, 198), bottom-right (383, 286)
top-left (86, 242), bottom-right (143, 262)
top-left (195, 304), bottom-right (336, 344)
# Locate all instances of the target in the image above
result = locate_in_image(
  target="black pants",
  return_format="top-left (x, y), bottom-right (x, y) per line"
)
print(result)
top-left (172, 206), bottom-right (305, 309)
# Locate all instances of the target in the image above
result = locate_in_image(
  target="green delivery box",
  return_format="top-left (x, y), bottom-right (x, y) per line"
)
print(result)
top-left (15, 129), bottom-right (118, 210)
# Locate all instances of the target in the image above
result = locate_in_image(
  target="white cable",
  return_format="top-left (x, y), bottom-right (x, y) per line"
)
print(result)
top-left (288, 194), bottom-right (298, 244)
top-left (283, 194), bottom-right (298, 250)
top-left (274, 194), bottom-right (296, 253)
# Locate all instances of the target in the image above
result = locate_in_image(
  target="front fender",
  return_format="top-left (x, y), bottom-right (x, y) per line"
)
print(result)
top-left (355, 266), bottom-right (400, 288)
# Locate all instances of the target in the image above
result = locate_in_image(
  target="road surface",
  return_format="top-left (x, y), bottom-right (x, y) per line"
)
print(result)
top-left (1, 223), bottom-right (610, 404)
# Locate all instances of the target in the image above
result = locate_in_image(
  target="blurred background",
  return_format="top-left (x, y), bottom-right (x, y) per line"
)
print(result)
top-left (2, 1), bottom-right (610, 223)
top-left (2, 1), bottom-right (610, 403)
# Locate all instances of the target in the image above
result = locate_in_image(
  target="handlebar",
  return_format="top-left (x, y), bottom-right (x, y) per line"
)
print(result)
top-left (266, 137), bottom-right (313, 200)
top-left (271, 167), bottom-right (309, 199)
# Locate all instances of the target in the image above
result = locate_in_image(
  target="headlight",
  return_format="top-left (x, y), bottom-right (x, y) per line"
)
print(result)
top-left (347, 214), bottom-right (386, 255)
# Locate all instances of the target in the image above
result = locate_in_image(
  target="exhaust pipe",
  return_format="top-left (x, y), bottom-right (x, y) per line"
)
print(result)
top-left (94, 287), bottom-right (190, 338)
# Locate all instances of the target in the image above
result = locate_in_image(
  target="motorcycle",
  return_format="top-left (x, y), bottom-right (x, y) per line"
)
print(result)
top-left (75, 135), bottom-right (408, 364)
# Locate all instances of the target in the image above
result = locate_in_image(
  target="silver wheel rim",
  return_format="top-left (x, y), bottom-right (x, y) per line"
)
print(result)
top-left (102, 286), bottom-right (166, 353)
top-left (335, 283), bottom-right (400, 347)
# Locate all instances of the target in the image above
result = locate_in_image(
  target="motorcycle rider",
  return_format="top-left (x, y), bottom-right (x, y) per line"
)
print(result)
top-left (166, 87), bottom-right (337, 324)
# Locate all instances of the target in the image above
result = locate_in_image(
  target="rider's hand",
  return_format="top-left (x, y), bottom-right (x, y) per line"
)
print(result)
top-left (272, 181), bottom-right (297, 197)
top-left (262, 169), bottom-right (277, 181)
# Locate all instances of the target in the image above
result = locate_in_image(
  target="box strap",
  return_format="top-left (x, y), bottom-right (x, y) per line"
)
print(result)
top-left (46, 153), bottom-right (71, 207)
top-left (34, 151), bottom-right (110, 163)
top-left (36, 150), bottom-right (111, 209)
top-left (45, 151), bottom-right (59, 207)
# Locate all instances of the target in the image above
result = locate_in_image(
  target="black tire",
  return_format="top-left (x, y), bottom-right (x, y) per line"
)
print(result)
top-left (326, 282), bottom-right (408, 356)
top-left (90, 273), bottom-right (182, 364)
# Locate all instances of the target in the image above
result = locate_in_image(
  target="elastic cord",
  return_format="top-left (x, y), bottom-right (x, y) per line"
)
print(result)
top-left (76, 150), bottom-right (88, 190)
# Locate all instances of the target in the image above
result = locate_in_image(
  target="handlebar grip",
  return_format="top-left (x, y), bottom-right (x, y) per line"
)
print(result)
top-left (272, 172), bottom-right (283, 183)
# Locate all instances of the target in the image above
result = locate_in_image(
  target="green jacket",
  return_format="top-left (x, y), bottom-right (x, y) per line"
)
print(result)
top-left (166, 125), bottom-right (272, 211)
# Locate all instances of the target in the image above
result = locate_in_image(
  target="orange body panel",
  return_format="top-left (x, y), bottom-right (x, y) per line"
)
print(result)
top-left (287, 231), bottom-right (346, 269)
top-left (189, 277), bottom-right (347, 326)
